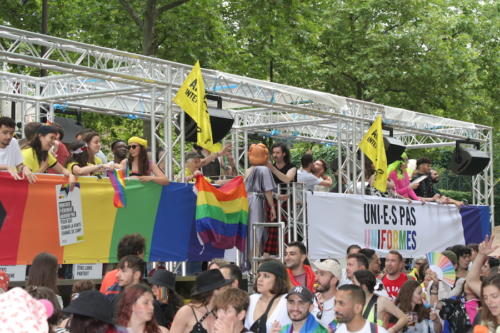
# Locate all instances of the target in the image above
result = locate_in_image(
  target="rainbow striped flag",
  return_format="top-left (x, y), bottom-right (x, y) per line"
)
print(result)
top-left (107, 169), bottom-right (126, 208)
top-left (0, 173), bottom-right (226, 265)
top-left (195, 175), bottom-right (249, 252)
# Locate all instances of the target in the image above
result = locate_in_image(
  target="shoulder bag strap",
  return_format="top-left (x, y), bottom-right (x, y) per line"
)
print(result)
top-left (363, 294), bottom-right (379, 319)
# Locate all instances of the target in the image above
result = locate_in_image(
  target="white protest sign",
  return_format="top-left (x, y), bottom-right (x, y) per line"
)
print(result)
top-left (56, 184), bottom-right (84, 246)
top-left (308, 192), bottom-right (465, 259)
top-left (73, 263), bottom-right (103, 280)
top-left (0, 265), bottom-right (27, 281)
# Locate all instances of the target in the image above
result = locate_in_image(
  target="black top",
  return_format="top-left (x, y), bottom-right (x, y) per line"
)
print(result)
top-left (412, 172), bottom-right (437, 198)
top-left (202, 158), bottom-right (221, 181)
top-left (189, 306), bottom-right (212, 333)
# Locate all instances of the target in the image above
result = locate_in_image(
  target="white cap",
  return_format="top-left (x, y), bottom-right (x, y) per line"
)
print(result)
top-left (312, 259), bottom-right (341, 278)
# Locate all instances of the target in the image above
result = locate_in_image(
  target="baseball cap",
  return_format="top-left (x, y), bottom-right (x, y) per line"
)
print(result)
top-left (286, 286), bottom-right (314, 303)
top-left (312, 259), bottom-right (341, 278)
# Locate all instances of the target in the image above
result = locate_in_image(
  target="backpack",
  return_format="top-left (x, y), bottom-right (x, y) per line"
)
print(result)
top-left (439, 297), bottom-right (472, 333)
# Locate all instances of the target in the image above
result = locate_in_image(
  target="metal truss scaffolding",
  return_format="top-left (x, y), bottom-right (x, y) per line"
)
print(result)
top-left (0, 24), bottom-right (494, 239)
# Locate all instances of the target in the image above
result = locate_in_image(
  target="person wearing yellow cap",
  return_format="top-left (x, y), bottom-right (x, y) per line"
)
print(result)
top-left (120, 137), bottom-right (169, 185)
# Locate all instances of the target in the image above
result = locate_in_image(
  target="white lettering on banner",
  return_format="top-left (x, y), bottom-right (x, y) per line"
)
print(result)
top-left (55, 184), bottom-right (84, 246)
top-left (0, 265), bottom-right (27, 281)
top-left (72, 263), bottom-right (102, 280)
top-left (307, 193), bottom-right (465, 259)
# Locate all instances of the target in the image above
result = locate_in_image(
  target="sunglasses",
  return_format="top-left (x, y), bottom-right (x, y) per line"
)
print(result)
top-left (128, 145), bottom-right (139, 150)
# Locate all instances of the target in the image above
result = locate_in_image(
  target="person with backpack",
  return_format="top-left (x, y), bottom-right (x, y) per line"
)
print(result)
top-left (353, 270), bottom-right (408, 332)
top-left (395, 280), bottom-right (442, 333)
top-left (334, 285), bottom-right (388, 333)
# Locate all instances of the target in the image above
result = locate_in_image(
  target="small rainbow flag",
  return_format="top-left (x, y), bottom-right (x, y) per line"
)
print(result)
top-left (107, 169), bottom-right (126, 208)
top-left (195, 175), bottom-right (249, 251)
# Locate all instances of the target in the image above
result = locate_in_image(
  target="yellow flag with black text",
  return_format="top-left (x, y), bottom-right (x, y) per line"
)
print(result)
top-left (358, 116), bottom-right (387, 192)
top-left (174, 61), bottom-right (221, 153)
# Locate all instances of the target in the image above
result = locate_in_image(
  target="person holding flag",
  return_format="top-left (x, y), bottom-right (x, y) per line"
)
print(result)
top-left (174, 61), bottom-right (222, 154)
top-left (358, 115), bottom-right (388, 193)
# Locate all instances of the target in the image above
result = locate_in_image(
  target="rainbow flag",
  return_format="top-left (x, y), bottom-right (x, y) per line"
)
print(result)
top-left (195, 175), bottom-right (249, 251)
top-left (0, 173), bottom-right (225, 265)
top-left (107, 169), bottom-right (126, 208)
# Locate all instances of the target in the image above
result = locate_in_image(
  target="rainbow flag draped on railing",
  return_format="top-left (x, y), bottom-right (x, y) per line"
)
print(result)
top-left (195, 175), bottom-right (249, 251)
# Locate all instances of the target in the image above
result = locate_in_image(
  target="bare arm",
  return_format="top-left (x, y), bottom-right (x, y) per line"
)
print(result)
top-left (380, 296), bottom-right (408, 333)
top-left (71, 164), bottom-right (103, 176)
top-left (139, 163), bottom-right (169, 185)
top-left (52, 162), bottom-right (77, 190)
top-left (466, 235), bottom-right (498, 297)
top-left (169, 305), bottom-right (190, 333)
top-left (266, 161), bottom-right (296, 184)
top-left (319, 176), bottom-right (332, 187)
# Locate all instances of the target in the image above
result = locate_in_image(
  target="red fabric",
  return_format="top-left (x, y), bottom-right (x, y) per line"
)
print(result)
top-left (288, 265), bottom-right (316, 292)
top-left (263, 200), bottom-right (289, 254)
top-left (47, 141), bottom-right (70, 174)
top-left (382, 273), bottom-right (408, 299)
top-left (99, 269), bottom-right (118, 295)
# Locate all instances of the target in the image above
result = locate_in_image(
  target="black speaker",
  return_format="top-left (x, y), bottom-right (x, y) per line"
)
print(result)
top-left (449, 147), bottom-right (490, 176)
top-left (384, 136), bottom-right (406, 164)
top-left (176, 107), bottom-right (234, 143)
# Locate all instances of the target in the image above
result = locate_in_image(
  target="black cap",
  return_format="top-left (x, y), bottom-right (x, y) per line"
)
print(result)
top-left (286, 286), bottom-right (314, 303)
top-left (63, 290), bottom-right (114, 324)
top-left (191, 269), bottom-right (232, 296)
top-left (257, 260), bottom-right (287, 280)
top-left (149, 269), bottom-right (176, 290)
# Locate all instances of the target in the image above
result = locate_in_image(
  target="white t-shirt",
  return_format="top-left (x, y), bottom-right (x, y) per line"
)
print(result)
top-left (244, 294), bottom-right (291, 332)
top-left (0, 138), bottom-right (23, 168)
top-left (312, 294), bottom-right (336, 328)
top-left (336, 320), bottom-right (388, 333)
top-left (297, 169), bottom-right (321, 191)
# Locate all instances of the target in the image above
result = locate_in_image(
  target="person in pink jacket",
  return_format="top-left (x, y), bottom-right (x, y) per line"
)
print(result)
top-left (387, 153), bottom-right (421, 201)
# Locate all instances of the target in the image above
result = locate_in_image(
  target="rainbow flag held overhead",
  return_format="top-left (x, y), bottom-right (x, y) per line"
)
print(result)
top-left (107, 169), bottom-right (126, 208)
top-left (195, 175), bottom-right (249, 252)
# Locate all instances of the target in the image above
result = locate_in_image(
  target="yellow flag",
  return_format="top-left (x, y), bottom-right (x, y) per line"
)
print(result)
top-left (358, 116), bottom-right (387, 192)
top-left (174, 61), bottom-right (221, 153)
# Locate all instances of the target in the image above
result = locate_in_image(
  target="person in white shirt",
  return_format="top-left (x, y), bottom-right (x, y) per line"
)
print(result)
top-left (297, 154), bottom-right (330, 191)
top-left (311, 259), bottom-right (341, 329)
top-left (334, 285), bottom-right (388, 333)
top-left (0, 117), bottom-right (35, 183)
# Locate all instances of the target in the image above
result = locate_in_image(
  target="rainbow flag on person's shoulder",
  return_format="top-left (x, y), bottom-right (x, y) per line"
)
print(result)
top-left (194, 175), bottom-right (248, 251)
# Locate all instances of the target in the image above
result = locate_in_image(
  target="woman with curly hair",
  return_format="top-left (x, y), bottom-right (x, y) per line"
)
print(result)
top-left (395, 280), bottom-right (442, 333)
top-left (116, 284), bottom-right (168, 333)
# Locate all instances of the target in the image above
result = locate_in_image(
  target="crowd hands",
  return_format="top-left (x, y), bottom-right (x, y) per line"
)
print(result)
top-left (1, 233), bottom-right (498, 333)
top-left (0, 117), bottom-right (169, 189)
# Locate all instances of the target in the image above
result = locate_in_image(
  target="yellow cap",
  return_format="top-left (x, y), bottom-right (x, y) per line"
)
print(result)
top-left (128, 136), bottom-right (148, 148)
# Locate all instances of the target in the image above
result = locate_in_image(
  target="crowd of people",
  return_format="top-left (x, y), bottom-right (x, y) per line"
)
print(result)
top-left (0, 234), bottom-right (499, 333)
top-left (1, 117), bottom-right (496, 332)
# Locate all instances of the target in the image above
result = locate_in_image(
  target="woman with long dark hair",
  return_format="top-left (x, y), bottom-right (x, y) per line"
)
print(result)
top-left (149, 269), bottom-right (184, 329)
top-left (352, 270), bottom-right (408, 332)
top-left (22, 125), bottom-right (76, 186)
top-left (66, 140), bottom-right (109, 176)
top-left (26, 252), bottom-right (63, 308)
top-left (120, 137), bottom-right (169, 185)
top-left (116, 284), bottom-right (168, 333)
top-left (395, 280), bottom-right (442, 333)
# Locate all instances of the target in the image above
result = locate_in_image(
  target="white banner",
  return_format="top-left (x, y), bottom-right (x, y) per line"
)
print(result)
top-left (0, 265), bottom-right (27, 281)
top-left (307, 193), bottom-right (465, 259)
top-left (55, 184), bottom-right (84, 246)
top-left (73, 263), bottom-right (103, 280)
